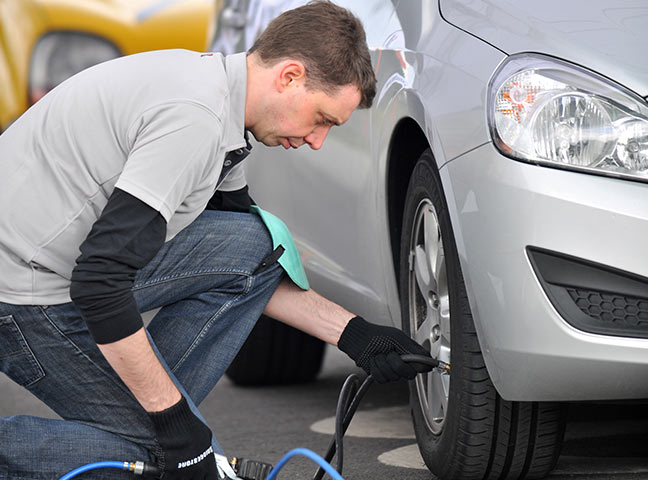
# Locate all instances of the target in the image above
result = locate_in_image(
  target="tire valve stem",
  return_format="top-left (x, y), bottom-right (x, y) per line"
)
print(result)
top-left (437, 361), bottom-right (450, 374)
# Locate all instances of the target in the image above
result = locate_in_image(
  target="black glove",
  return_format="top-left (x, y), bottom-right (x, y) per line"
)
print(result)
top-left (148, 397), bottom-right (219, 479)
top-left (338, 316), bottom-right (432, 384)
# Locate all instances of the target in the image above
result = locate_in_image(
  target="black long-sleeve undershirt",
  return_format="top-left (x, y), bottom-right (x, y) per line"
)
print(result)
top-left (70, 186), bottom-right (253, 344)
top-left (70, 188), bottom-right (166, 344)
top-left (206, 185), bottom-right (252, 212)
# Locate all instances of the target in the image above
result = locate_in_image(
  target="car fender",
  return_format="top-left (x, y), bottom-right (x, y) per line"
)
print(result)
top-left (373, 79), bottom-right (432, 327)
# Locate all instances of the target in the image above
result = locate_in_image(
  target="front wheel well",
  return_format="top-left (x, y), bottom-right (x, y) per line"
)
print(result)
top-left (387, 118), bottom-right (430, 289)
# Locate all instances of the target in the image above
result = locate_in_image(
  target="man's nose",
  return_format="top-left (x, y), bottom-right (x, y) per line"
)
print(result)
top-left (305, 126), bottom-right (331, 150)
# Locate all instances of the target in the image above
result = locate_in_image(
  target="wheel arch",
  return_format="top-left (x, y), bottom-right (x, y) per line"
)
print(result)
top-left (386, 118), bottom-right (430, 292)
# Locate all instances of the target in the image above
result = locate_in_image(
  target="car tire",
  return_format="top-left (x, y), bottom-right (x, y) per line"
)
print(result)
top-left (399, 149), bottom-right (566, 479)
top-left (225, 314), bottom-right (326, 385)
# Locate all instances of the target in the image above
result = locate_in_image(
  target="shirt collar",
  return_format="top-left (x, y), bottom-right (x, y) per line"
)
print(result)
top-left (223, 52), bottom-right (248, 152)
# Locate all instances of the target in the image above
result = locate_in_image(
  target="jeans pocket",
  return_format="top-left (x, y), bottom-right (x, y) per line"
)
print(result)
top-left (0, 315), bottom-right (45, 387)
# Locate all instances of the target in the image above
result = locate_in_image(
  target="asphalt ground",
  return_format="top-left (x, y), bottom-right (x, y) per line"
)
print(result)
top-left (1, 345), bottom-right (647, 479)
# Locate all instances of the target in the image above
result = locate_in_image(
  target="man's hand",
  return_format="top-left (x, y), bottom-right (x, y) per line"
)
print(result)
top-left (148, 397), bottom-right (219, 479)
top-left (98, 328), bottom-right (217, 477)
top-left (338, 316), bottom-right (432, 383)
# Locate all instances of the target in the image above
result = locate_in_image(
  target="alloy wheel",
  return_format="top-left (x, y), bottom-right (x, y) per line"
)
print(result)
top-left (407, 198), bottom-right (451, 434)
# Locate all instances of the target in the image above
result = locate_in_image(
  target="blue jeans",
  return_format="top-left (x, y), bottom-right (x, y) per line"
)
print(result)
top-left (0, 211), bottom-right (284, 479)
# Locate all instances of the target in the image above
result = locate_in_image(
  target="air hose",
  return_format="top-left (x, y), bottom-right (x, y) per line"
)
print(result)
top-left (58, 460), bottom-right (160, 479)
top-left (57, 354), bottom-right (448, 480)
top-left (312, 353), bottom-right (448, 480)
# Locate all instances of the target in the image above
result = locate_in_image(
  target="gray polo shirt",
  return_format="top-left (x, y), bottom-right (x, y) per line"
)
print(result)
top-left (0, 49), bottom-right (249, 305)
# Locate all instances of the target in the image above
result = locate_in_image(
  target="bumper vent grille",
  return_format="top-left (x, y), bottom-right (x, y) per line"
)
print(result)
top-left (567, 288), bottom-right (648, 330)
top-left (528, 247), bottom-right (648, 339)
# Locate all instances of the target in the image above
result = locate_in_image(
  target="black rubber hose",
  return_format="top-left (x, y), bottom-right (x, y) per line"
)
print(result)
top-left (334, 374), bottom-right (360, 473)
top-left (312, 375), bottom-right (373, 480)
top-left (312, 354), bottom-right (441, 480)
top-left (399, 354), bottom-right (441, 370)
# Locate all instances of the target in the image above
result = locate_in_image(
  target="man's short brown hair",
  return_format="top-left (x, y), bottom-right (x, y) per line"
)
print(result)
top-left (248, 0), bottom-right (376, 109)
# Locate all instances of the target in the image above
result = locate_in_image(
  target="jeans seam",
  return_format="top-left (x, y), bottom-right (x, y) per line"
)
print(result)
top-left (38, 306), bottom-right (137, 401)
top-left (170, 275), bottom-right (253, 373)
top-left (133, 269), bottom-right (251, 291)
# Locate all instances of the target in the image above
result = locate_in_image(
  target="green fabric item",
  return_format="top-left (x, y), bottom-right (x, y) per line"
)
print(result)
top-left (250, 205), bottom-right (310, 290)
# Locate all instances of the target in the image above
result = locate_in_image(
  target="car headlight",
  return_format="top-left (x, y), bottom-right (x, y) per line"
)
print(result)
top-left (487, 53), bottom-right (648, 182)
top-left (30, 32), bottom-right (121, 104)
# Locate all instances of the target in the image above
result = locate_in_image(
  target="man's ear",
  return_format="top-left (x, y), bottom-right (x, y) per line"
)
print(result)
top-left (276, 61), bottom-right (306, 92)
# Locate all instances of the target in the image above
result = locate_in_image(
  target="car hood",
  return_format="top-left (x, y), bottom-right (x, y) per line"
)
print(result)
top-left (440, 0), bottom-right (648, 98)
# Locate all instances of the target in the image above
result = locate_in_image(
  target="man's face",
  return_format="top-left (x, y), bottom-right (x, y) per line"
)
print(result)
top-left (254, 82), bottom-right (361, 150)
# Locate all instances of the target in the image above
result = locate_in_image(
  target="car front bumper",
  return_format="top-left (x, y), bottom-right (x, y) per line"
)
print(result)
top-left (442, 142), bottom-right (648, 401)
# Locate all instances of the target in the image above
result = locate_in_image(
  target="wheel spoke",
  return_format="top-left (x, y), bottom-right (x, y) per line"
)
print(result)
top-left (426, 374), bottom-right (436, 414)
top-left (434, 372), bottom-right (449, 416)
top-left (434, 248), bottom-right (446, 294)
top-left (427, 372), bottom-right (445, 422)
top-left (423, 207), bottom-right (441, 291)
top-left (439, 296), bottom-right (451, 339)
top-left (414, 245), bottom-right (431, 298)
top-left (414, 312), bottom-right (434, 346)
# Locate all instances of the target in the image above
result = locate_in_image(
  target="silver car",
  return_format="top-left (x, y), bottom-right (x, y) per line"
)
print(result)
top-left (213, 1), bottom-right (648, 479)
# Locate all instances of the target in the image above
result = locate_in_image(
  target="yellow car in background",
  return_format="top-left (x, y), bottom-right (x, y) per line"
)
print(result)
top-left (0, 0), bottom-right (219, 131)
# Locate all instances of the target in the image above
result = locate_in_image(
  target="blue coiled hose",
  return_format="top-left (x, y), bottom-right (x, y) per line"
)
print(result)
top-left (265, 448), bottom-right (344, 480)
top-left (58, 450), bottom-right (343, 480)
